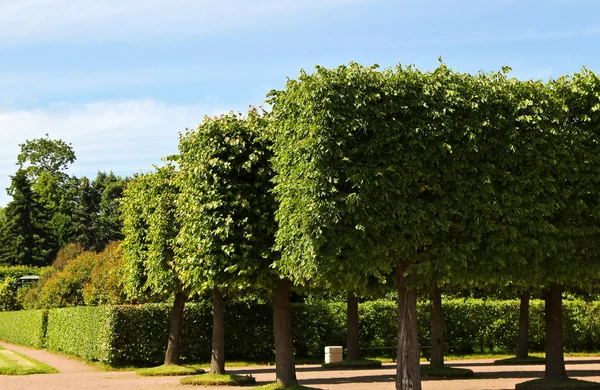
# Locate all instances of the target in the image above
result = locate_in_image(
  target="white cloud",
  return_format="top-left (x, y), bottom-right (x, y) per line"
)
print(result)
top-left (0, 99), bottom-right (229, 205)
top-left (0, 0), bottom-right (373, 44)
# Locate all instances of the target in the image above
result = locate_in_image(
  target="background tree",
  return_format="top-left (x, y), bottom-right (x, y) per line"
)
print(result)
top-left (72, 172), bottom-right (127, 252)
top-left (1, 170), bottom-right (56, 266)
top-left (122, 164), bottom-right (188, 366)
top-left (17, 134), bottom-right (77, 248)
top-left (176, 111), bottom-right (280, 378)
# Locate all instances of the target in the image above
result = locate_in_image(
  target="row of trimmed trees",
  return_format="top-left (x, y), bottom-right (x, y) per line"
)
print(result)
top-left (121, 64), bottom-right (600, 389)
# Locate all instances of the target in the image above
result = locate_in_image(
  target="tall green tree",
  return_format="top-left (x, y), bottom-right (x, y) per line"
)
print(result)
top-left (73, 172), bottom-right (127, 252)
top-left (121, 165), bottom-right (187, 365)
top-left (175, 111), bottom-right (283, 379)
top-left (1, 170), bottom-right (56, 266)
top-left (16, 134), bottom-right (78, 249)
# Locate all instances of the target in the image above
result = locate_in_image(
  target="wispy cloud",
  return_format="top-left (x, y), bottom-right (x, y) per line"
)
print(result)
top-left (0, 0), bottom-right (373, 44)
top-left (388, 26), bottom-right (600, 48)
top-left (0, 99), bottom-right (230, 205)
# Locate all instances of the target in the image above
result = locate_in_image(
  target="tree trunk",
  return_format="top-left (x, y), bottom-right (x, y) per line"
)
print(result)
top-left (430, 285), bottom-right (444, 369)
top-left (396, 262), bottom-right (421, 390)
top-left (545, 284), bottom-right (567, 380)
top-left (210, 288), bottom-right (226, 374)
top-left (273, 278), bottom-right (298, 386)
top-left (164, 290), bottom-right (186, 365)
top-left (516, 292), bottom-right (530, 359)
top-left (346, 292), bottom-right (361, 361)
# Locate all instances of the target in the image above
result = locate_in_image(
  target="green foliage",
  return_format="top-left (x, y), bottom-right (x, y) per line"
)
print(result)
top-left (180, 373), bottom-right (256, 386)
top-left (17, 135), bottom-right (77, 249)
top-left (5, 298), bottom-right (600, 366)
top-left (0, 277), bottom-right (19, 311)
top-left (0, 265), bottom-right (47, 280)
top-left (0, 309), bottom-right (47, 347)
top-left (0, 346), bottom-right (58, 375)
top-left (72, 172), bottom-right (128, 252)
top-left (1, 169), bottom-right (57, 266)
top-left (270, 63), bottom-right (600, 298)
top-left (137, 364), bottom-right (205, 376)
top-left (122, 165), bottom-right (183, 299)
top-left (23, 242), bottom-right (128, 309)
top-left (17, 134), bottom-right (76, 178)
top-left (46, 306), bottom-right (116, 361)
top-left (175, 110), bottom-right (276, 295)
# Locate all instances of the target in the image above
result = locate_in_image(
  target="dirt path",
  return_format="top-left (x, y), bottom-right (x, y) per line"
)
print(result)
top-left (1, 342), bottom-right (600, 390)
top-left (0, 341), bottom-right (95, 373)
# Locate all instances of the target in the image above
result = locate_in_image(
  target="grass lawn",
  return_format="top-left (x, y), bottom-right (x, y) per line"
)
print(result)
top-left (421, 366), bottom-right (474, 378)
top-left (252, 384), bottom-right (322, 390)
top-left (181, 373), bottom-right (256, 386)
top-left (516, 378), bottom-right (600, 389)
top-left (137, 364), bottom-right (205, 376)
top-left (321, 359), bottom-right (382, 369)
top-left (0, 346), bottom-right (58, 375)
top-left (494, 356), bottom-right (546, 365)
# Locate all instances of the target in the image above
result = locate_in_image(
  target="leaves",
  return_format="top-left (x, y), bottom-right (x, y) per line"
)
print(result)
top-left (175, 110), bottom-right (276, 294)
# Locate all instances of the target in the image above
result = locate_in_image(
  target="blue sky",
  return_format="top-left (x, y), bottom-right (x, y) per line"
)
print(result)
top-left (1, 0), bottom-right (599, 205)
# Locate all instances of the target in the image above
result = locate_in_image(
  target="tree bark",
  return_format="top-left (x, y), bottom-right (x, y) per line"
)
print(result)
top-left (396, 262), bottom-right (422, 390)
top-left (164, 290), bottom-right (186, 365)
top-left (210, 288), bottom-right (226, 374)
top-left (346, 292), bottom-right (361, 361)
top-left (273, 278), bottom-right (298, 386)
top-left (429, 285), bottom-right (444, 369)
top-left (516, 292), bottom-right (530, 359)
top-left (545, 284), bottom-right (567, 380)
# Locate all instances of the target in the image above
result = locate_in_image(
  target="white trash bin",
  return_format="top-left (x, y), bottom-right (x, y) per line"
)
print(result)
top-left (324, 346), bottom-right (343, 364)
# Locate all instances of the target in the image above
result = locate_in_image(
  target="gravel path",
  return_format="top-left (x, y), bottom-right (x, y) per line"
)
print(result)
top-left (1, 341), bottom-right (600, 390)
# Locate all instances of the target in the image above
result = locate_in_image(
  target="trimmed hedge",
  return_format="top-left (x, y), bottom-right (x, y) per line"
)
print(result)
top-left (3, 299), bottom-right (600, 366)
top-left (0, 266), bottom-right (47, 280)
top-left (0, 309), bottom-right (47, 348)
top-left (46, 306), bottom-right (115, 361)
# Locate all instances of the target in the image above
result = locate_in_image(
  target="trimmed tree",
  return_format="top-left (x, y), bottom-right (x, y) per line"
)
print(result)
top-left (121, 164), bottom-right (188, 365)
top-left (270, 64), bottom-right (431, 389)
top-left (175, 111), bottom-right (288, 379)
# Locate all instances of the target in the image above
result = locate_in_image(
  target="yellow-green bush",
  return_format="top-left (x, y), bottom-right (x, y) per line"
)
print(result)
top-left (0, 309), bottom-right (47, 348)
top-left (23, 242), bottom-right (128, 309)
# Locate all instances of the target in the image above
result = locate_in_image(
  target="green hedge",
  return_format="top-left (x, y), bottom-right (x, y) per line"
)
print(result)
top-left (0, 309), bottom-right (47, 348)
top-left (0, 266), bottom-right (48, 280)
top-left (3, 299), bottom-right (600, 366)
top-left (46, 306), bottom-right (116, 361)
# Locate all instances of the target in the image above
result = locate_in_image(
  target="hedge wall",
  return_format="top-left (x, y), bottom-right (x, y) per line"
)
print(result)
top-left (0, 309), bottom-right (47, 348)
top-left (2, 299), bottom-right (600, 366)
top-left (46, 306), bottom-right (116, 361)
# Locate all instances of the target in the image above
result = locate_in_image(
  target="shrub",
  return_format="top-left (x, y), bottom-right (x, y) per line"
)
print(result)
top-left (6, 298), bottom-right (600, 367)
top-left (0, 265), bottom-right (48, 280)
top-left (0, 277), bottom-right (19, 311)
top-left (0, 309), bottom-right (47, 348)
top-left (46, 306), bottom-right (115, 361)
top-left (23, 243), bottom-right (129, 310)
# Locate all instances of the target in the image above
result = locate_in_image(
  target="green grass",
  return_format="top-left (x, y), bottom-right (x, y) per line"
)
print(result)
top-left (321, 359), bottom-right (382, 369)
top-left (137, 364), bottom-right (205, 376)
top-left (515, 378), bottom-right (600, 389)
top-left (421, 366), bottom-right (474, 378)
top-left (494, 356), bottom-right (546, 365)
top-left (252, 384), bottom-right (322, 390)
top-left (0, 346), bottom-right (58, 375)
top-left (181, 373), bottom-right (256, 386)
